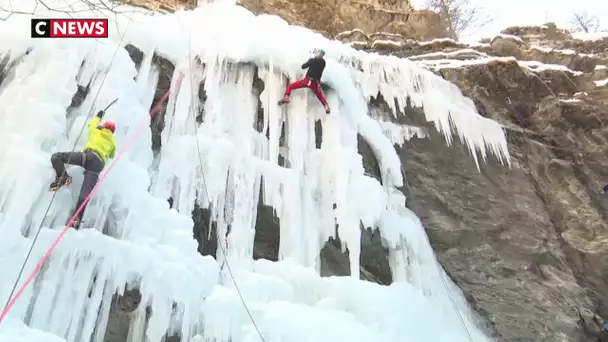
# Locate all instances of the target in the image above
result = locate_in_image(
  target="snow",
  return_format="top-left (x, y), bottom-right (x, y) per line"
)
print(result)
top-left (571, 31), bottom-right (608, 41)
top-left (371, 40), bottom-right (403, 49)
top-left (348, 41), bottom-right (370, 48)
top-left (419, 37), bottom-right (459, 45)
top-left (367, 36), bottom-right (464, 49)
top-left (490, 33), bottom-right (523, 42)
top-left (595, 78), bottom-right (608, 87)
top-left (408, 48), bottom-right (488, 61)
top-left (370, 32), bottom-right (406, 40)
top-left (532, 45), bottom-right (576, 55)
top-left (530, 45), bottom-right (555, 53)
top-left (417, 56), bottom-right (517, 70)
top-left (518, 60), bottom-right (584, 75)
top-left (0, 0), bottom-right (504, 341)
top-left (351, 37), bottom-right (467, 51)
top-left (0, 319), bottom-right (66, 342)
top-left (335, 28), bottom-right (370, 40)
top-left (458, 36), bottom-right (491, 47)
top-left (467, 41), bottom-right (491, 48)
top-left (418, 57), bottom-right (588, 79)
top-left (530, 45), bottom-right (595, 57)
top-left (596, 65), bottom-right (607, 70)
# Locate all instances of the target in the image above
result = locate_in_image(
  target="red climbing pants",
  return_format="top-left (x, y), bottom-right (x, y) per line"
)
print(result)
top-left (285, 77), bottom-right (328, 106)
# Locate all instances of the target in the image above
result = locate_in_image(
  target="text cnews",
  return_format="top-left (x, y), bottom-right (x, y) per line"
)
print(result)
top-left (31, 19), bottom-right (109, 38)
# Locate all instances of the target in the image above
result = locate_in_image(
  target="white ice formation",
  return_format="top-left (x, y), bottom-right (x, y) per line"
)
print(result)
top-left (0, 0), bottom-right (509, 341)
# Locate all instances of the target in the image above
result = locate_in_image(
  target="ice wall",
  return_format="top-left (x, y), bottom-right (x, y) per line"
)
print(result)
top-left (0, 0), bottom-right (505, 341)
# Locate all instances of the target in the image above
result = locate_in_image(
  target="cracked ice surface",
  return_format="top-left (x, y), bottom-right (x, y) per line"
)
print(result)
top-left (0, 0), bottom-right (501, 341)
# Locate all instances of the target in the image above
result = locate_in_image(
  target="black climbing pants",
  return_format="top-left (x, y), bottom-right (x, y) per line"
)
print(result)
top-left (51, 150), bottom-right (105, 216)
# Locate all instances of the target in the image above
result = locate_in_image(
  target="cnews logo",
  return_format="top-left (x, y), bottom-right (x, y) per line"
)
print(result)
top-left (31, 19), bottom-right (108, 38)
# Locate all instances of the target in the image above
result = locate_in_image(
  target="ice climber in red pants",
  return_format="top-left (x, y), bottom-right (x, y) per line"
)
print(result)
top-left (278, 49), bottom-right (331, 114)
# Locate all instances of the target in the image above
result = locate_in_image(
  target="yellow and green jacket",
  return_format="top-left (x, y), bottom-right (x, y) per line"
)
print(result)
top-left (83, 116), bottom-right (116, 164)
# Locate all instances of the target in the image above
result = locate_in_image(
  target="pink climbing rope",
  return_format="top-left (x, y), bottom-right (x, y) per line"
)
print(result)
top-left (0, 73), bottom-right (184, 322)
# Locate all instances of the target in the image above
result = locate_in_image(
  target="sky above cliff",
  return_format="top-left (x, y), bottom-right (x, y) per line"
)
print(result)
top-left (410, 0), bottom-right (608, 39)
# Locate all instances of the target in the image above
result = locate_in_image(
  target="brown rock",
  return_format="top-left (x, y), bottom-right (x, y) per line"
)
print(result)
top-left (502, 23), bottom-right (608, 55)
top-left (104, 289), bottom-right (142, 342)
top-left (117, 0), bottom-right (196, 12)
top-left (237, 0), bottom-right (447, 40)
top-left (335, 29), bottom-right (372, 44)
top-left (381, 10), bottom-right (447, 41)
top-left (401, 54), bottom-right (607, 341)
top-left (119, 0), bottom-right (448, 41)
top-left (363, 60), bottom-right (581, 341)
top-left (369, 31), bottom-right (406, 43)
top-left (501, 23), bottom-right (572, 43)
top-left (490, 36), bottom-right (525, 59)
top-left (349, 24), bottom-right (608, 337)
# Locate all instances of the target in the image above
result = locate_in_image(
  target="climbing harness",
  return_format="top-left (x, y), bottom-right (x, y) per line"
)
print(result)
top-left (177, 14), bottom-right (266, 341)
top-left (0, 15), bottom-right (136, 323)
top-left (401, 166), bottom-right (475, 342)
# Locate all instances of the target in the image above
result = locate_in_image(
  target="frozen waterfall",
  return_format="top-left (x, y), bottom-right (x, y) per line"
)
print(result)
top-left (0, 0), bottom-right (508, 341)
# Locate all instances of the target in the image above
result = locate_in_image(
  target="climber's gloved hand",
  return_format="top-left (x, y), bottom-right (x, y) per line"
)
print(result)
top-left (96, 110), bottom-right (105, 119)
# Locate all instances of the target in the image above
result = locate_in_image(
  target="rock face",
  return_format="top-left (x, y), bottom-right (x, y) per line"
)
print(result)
top-left (104, 290), bottom-right (142, 342)
top-left (238, 0), bottom-right (446, 41)
top-left (118, 0), bottom-right (447, 40)
top-left (117, 0), bottom-right (196, 12)
top-left (352, 24), bottom-right (608, 341)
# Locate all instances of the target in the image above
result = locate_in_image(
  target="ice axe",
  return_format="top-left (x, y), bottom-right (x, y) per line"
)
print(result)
top-left (93, 98), bottom-right (119, 133)
top-left (102, 98), bottom-right (118, 112)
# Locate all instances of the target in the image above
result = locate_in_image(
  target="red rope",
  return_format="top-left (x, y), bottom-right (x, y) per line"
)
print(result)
top-left (0, 72), bottom-right (184, 322)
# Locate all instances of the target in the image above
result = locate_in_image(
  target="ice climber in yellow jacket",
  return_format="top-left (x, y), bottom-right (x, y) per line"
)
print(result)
top-left (50, 109), bottom-right (117, 229)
